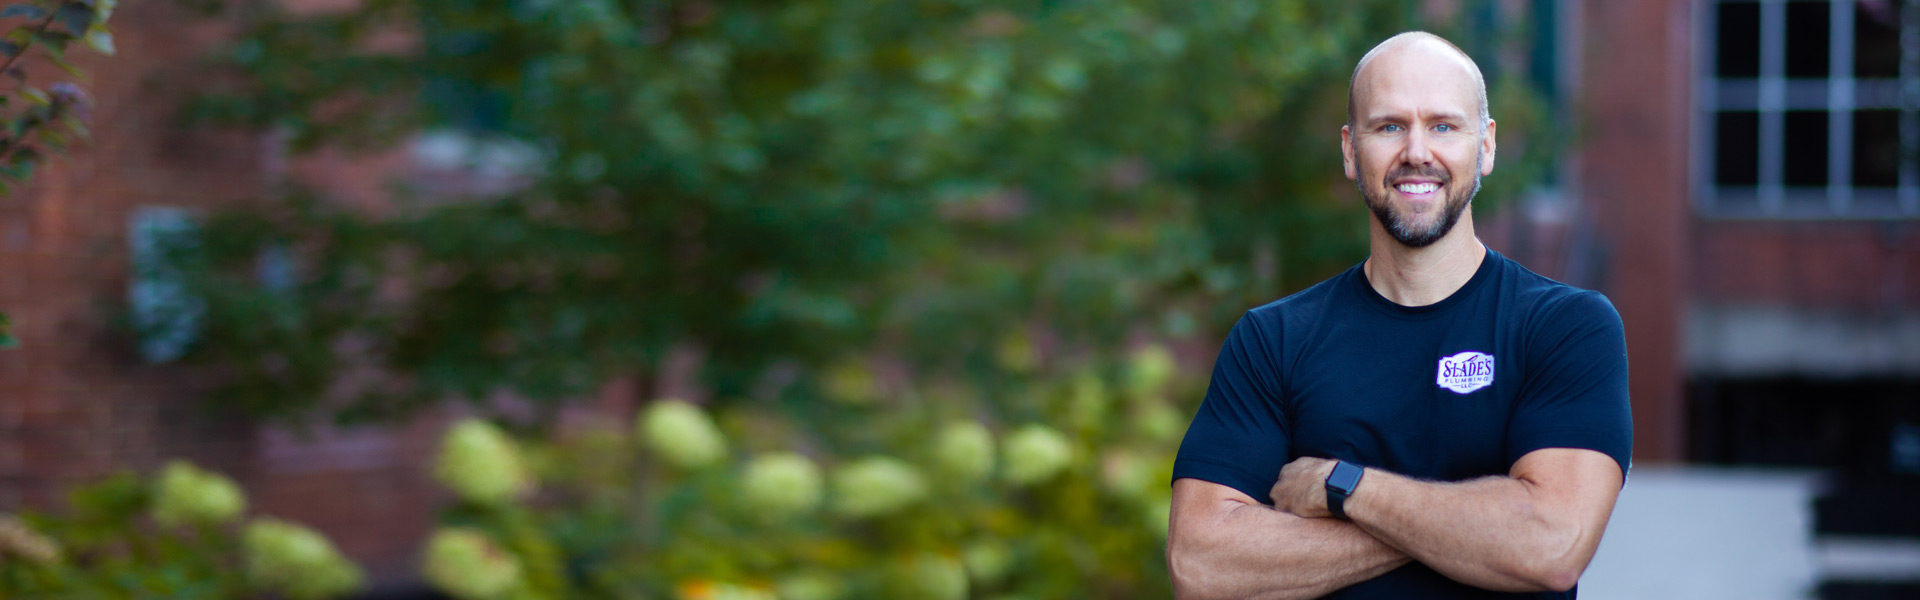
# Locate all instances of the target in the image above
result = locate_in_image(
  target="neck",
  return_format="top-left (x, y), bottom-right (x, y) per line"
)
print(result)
top-left (1363, 212), bottom-right (1485, 307)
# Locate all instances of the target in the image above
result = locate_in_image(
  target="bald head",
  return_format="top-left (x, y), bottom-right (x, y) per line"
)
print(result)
top-left (1346, 32), bottom-right (1489, 129)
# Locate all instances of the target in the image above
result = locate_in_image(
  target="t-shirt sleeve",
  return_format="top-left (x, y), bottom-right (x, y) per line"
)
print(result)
top-left (1507, 290), bottom-right (1634, 478)
top-left (1171, 313), bottom-right (1291, 503)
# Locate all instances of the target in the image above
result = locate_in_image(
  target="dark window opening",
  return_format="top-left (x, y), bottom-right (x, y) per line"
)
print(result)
top-left (1715, 111), bottom-right (1761, 186)
top-left (1852, 109), bottom-right (1901, 188)
top-left (1784, 1), bottom-right (1831, 78)
top-left (1854, 1), bottom-right (1902, 78)
top-left (1783, 110), bottom-right (1829, 187)
top-left (1688, 377), bottom-right (1920, 471)
top-left (1716, 2), bottom-right (1762, 78)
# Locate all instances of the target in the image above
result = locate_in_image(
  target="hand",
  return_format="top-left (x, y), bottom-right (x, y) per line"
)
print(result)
top-left (1270, 457), bottom-right (1338, 518)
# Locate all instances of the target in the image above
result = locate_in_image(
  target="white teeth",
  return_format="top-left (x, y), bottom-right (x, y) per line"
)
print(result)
top-left (1395, 182), bottom-right (1439, 194)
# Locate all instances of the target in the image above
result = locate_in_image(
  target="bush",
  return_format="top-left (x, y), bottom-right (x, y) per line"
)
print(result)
top-left (424, 350), bottom-right (1190, 599)
top-left (0, 461), bottom-right (361, 599)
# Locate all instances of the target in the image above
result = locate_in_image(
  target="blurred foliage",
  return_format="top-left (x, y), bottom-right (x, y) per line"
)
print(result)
top-left (427, 348), bottom-right (1193, 599)
top-left (0, 0), bottom-right (114, 196)
top-left (0, 310), bottom-right (16, 349)
top-left (0, 461), bottom-right (362, 599)
top-left (149, 0), bottom-right (1563, 425)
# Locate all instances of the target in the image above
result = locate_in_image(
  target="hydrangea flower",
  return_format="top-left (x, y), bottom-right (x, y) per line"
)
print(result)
top-left (0, 514), bottom-right (61, 566)
top-left (776, 572), bottom-right (844, 600)
top-left (433, 418), bottom-right (532, 505)
top-left (1125, 344), bottom-right (1177, 397)
top-left (422, 527), bottom-right (522, 600)
top-left (963, 540), bottom-right (1012, 586)
top-left (933, 421), bottom-right (995, 482)
top-left (888, 553), bottom-right (967, 600)
top-left (740, 452), bottom-right (824, 516)
top-left (830, 456), bottom-right (927, 518)
top-left (1002, 424), bottom-right (1073, 486)
top-left (640, 399), bottom-right (729, 470)
top-left (151, 460), bottom-right (246, 528)
top-left (243, 517), bottom-right (364, 600)
top-left (1100, 448), bottom-right (1157, 500)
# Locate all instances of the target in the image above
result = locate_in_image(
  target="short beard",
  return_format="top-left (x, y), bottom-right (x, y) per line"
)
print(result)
top-left (1356, 154), bottom-right (1482, 248)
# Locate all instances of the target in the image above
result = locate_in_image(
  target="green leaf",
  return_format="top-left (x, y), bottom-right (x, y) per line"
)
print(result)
top-left (55, 1), bottom-right (88, 36)
top-left (21, 85), bottom-right (47, 105)
top-left (0, 4), bottom-right (47, 20)
top-left (0, 311), bottom-right (15, 349)
top-left (31, 30), bottom-right (68, 56)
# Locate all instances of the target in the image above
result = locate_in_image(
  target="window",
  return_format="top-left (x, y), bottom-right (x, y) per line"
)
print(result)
top-left (1696, 0), bottom-right (1918, 219)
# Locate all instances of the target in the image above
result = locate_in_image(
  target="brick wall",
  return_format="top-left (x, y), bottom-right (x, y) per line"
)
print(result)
top-left (0, 0), bottom-right (451, 584)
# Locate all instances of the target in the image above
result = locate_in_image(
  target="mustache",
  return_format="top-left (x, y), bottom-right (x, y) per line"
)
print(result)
top-left (1385, 165), bottom-right (1450, 184)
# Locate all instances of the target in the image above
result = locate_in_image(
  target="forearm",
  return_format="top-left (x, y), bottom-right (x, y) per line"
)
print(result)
top-left (1170, 487), bottom-right (1410, 599)
top-left (1343, 471), bottom-right (1586, 592)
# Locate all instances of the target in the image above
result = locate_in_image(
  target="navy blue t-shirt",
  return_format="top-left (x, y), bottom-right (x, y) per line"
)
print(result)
top-left (1172, 248), bottom-right (1631, 599)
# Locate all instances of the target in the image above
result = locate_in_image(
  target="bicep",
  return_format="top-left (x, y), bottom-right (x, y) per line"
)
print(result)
top-left (1509, 448), bottom-right (1623, 550)
top-left (1172, 477), bottom-right (1260, 524)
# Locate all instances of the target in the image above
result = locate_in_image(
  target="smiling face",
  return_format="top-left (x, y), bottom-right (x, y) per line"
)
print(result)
top-left (1342, 35), bottom-right (1496, 249)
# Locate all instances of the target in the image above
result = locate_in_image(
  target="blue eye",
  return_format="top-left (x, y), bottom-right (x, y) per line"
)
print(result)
top-left (1382, 124), bottom-right (1403, 133)
top-left (1434, 124), bottom-right (1453, 133)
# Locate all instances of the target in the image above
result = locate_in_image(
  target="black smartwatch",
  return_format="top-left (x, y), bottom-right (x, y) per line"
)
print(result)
top-left (1324, 460), bottom-right (1364, 520)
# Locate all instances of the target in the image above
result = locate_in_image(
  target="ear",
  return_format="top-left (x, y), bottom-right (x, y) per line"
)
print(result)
top-left (1341, 124), bottom-right (1357, 181)
top-left (1479, 119), bottom-right (1497, 176)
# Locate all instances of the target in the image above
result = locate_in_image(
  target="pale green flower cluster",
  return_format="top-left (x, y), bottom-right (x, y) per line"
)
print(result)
top-left (433, 418), bottom-right (532, 505)
top-left (888, 553), bottom-right (967, 600)
top-left (963, 540), bottom-right (1012, 586)
top-left (1133, 399), bottom-right (1186, 443)
top-left (774, 572), bottom-right (844, 600)
top-left (932, 420), bottom-right (995, 482)
top-left (1002, 424), bottom-right (1073, 485)
top-left (1125, 344), bottom-right (1177, 397)
top-left (739, 452), bottom-right (823, 517)
top-left (640, 399), bottom-right (729, 470)
top-left (243, 518), bottom-right (364, 600)
top-left (422, 527), bottom-right (524, 600)
top-left (1067, 370), bottom-right (1111, 429)
top-left (1100, 448), bottom-right (1158, 499)
top-left (830, 456), bottom-right (927, 518)
top-left (0, 514), bottom-right (61, 566)
top-left (151, 460), bottom-right (246, 528)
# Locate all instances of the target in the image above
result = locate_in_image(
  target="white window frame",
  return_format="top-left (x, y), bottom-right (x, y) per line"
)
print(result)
top-left (1694, 0), bottom-right (1920, 220)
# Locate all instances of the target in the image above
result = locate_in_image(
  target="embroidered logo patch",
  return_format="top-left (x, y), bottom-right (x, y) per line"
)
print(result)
top-left (1436, 351), bottom-right (1495, 394)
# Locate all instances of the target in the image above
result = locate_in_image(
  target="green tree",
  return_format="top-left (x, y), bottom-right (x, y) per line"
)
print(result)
top-left (159, 0), bottom-right (1556, 425)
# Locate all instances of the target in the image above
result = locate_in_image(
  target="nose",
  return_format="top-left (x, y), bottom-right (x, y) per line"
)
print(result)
top-left (1402, 129), bottom-right (1435, 166)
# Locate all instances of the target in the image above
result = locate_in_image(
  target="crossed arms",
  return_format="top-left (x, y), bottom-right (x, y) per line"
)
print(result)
top-left (1166, 447), bottom-right (1623, 599)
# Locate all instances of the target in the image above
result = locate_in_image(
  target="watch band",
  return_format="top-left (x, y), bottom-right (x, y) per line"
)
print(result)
top-left (1324, 460), bottom-right (1364, 520)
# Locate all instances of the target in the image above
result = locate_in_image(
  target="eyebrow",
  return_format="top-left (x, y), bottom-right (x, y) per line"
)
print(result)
top-left (1362, 110), bottom-right (1472, 127)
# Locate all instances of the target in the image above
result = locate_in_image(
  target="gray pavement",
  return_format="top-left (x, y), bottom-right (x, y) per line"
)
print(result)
top-left (1579, 466), bottom-right (1823, 600)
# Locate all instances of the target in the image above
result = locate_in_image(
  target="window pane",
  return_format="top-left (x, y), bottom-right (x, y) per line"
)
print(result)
top-left (1782, 110), bottom-right (1828, 186)
top-left (1716, 111), bottom-right (1761, 186)
top-left (1851, 109), bottom-right (1900, 187)
top-left (1855, 1), bottom-right (1901, 78)
top-left (1717, 3), bottom-right (1762, 78)
top-left (1784, 2), bottom-right (1830, 78)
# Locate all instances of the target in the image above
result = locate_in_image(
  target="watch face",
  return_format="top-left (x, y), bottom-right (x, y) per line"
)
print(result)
top-left (1326, 462), bottom-right (1363, 493)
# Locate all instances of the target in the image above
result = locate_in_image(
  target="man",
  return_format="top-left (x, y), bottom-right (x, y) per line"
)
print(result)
top-left (1165, 32), bottom-right (1631, 599)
